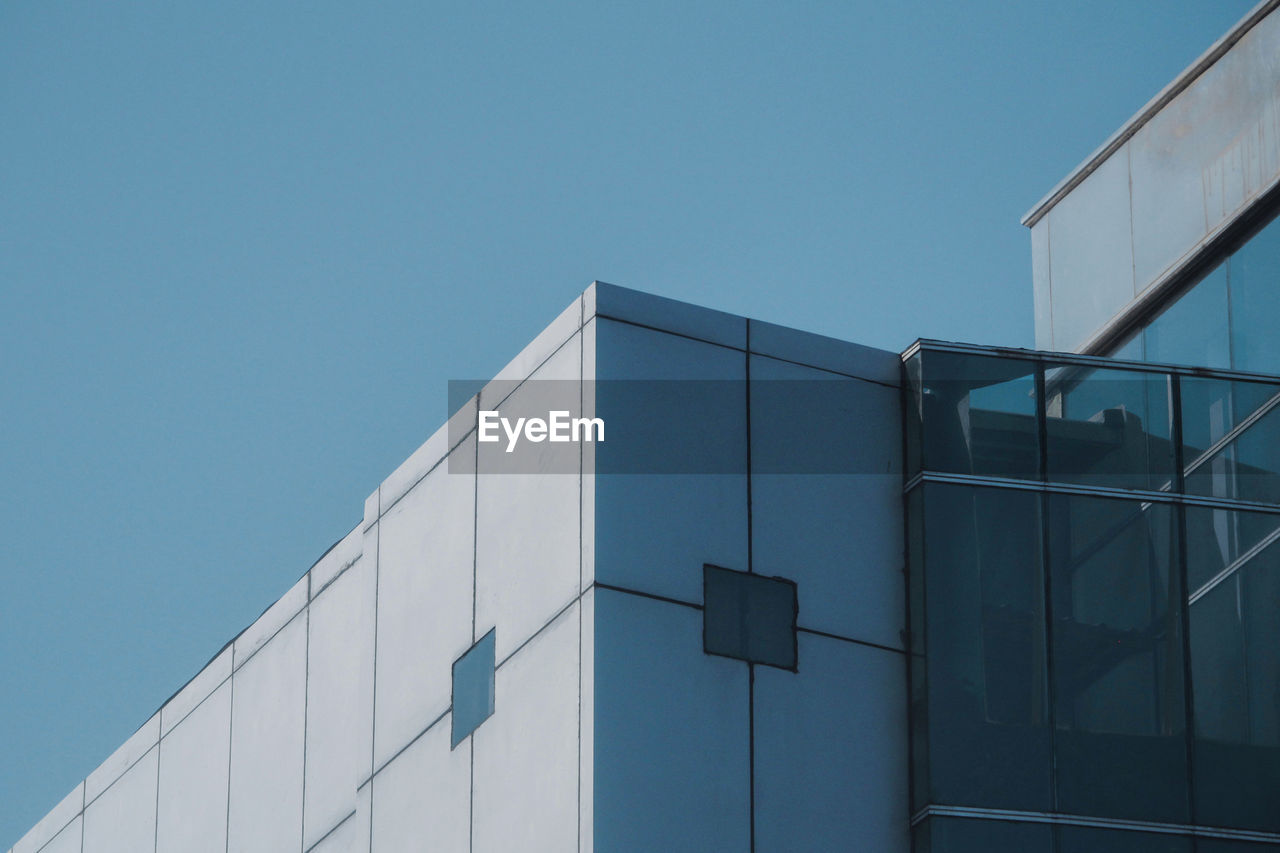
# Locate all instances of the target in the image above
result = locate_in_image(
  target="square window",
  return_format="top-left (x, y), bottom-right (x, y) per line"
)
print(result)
top-left (703, 564), bottom-right (798, 670)
top-left (451, 629), bottom-right (495, 747)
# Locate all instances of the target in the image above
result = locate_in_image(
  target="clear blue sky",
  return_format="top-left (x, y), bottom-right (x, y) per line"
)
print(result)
top-left (0, 0), bottom-right (1259, 844)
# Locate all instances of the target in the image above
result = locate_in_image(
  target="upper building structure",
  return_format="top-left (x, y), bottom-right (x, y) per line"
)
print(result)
top-left (11, 3), bottom-right (1280, 853)
top-left (1025, 0), bottom-right (1280, 366)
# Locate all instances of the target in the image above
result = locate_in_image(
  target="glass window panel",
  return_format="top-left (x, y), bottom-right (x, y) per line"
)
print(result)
top-left (702, 565), bottom-right (797, 670)
top-left (1047, 494), bottom-right (1188, 823)
top-left (1227, 405), bottom-right (1280, 505)
top-left (1045, 364), bottom-right (1174, 491)
top-left (917, 817), bottom-right (1052, 853)
top-left (920, 484), bottom-right (1050, 811)
top-left (451, 630), bottom-right (495, 747)
top-left (917, 351), bottom-right (1039, 480)
top-left (1229, 215), bottom-right (1280, 374)
top-left (1188, 506), bottom-right (1280, 833)
top-left (905, 352), bottom-right (923, 478)
top-left (1142, 262), bottom-right (1231, 369)
top-left (1110, 329), bottom-right (1146, 362)
top-left (1182, 378), bottom-right (1280, 503)
top-left (1056, 826), bottom-right (1192, 853)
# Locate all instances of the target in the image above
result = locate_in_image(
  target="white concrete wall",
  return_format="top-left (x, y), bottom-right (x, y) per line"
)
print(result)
top-left (11, 282), bottom-right (907, 853)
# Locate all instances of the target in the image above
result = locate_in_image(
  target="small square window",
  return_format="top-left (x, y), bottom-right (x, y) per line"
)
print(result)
top-left (451, 629), bottom-right (495, 747)
top-left (703, 564), bottom-right (798, 670)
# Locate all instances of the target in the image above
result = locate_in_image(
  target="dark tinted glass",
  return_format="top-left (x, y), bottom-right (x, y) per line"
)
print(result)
top-left (917, 817), bottom-right (1052, 853)
top-left (1056, 826), bottom-right (1192, 853)
top-left (1045, 364), bottom-right (1174, 491)
top-left (917, 351), bottom-right (1039, 480)
top-left (1196, 841), bottom-right (1280, 853)
top-left (905, 352), bottom-right (924, 478)
top-left (1182, 378), bottom-right (1280, 503)
top-left (907, 487), bottom-right (929, 812)
top-left (1229, 216), bottom-right (1280, 374)
top-left (451, 629), bottom-right (495, 747)
top-left (1047, 494), bottom-right (1188, 823)
top-left (1187, 507), bottom-right (1280, 832)
top-left (702, 565), bottom-right (797, 670)
top-left (920, 483), bottom-right (1050, 811)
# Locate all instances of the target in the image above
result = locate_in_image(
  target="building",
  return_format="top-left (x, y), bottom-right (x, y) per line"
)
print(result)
top-left (9, 3), bottom-right (1280, 852)
top-left (909, 2), bottom-right (1280, 849)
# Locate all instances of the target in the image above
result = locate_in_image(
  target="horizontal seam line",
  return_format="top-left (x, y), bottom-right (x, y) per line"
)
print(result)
top-left (592, 582), bottom-right (704, 611)
top-left (303, 809), bottom-right (357, 853)
top-left (795, 626), bottom-right (907, 655)
top-left (496, 595), bottom-right (582, 670)
top-left (370, 705), bottom-right (452, 782)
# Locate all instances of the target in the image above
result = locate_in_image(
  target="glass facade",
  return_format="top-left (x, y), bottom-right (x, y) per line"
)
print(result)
top-left (1111, 212), bottom-right (1280, 375)
top-left (904, 343), bottom-right (1280, 851)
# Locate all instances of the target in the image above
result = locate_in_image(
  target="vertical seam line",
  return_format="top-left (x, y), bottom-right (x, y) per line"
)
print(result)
top-left (300, 574), bottom-right (311, 852)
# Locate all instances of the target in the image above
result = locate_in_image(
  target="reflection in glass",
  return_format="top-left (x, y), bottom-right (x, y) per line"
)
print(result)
top-left (1143, 262), bottom-right (1230, 369)
top-left (1230, 215), bottom-right (1280, 374)
top-left (1110, 330), bottom-right (1145, 362)
top-left (1045, 364), bottom-right (1174, 491)
top-left (913, 351), bottom-right (1039, 480)
top-left (1187, 504), bottom-right (1280, 832)
top-left (1182, 377), bottom-right (1280, 503)
top-left (1047, 494), bottom-right (1187, 823)
top-left (918, 483), bottom-right (1050, 811)
top-left (1100, 210), bottom-right (1280, 377)
top-left (905, 353), bottom-right (923, 478)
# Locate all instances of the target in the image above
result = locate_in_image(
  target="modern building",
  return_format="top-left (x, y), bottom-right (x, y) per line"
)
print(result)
top-left (10, 3), bottom-right (1280, 852)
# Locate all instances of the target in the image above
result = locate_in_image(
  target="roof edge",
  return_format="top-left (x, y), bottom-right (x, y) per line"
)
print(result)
top-left (1021, 0), bottom-right (1280, 229)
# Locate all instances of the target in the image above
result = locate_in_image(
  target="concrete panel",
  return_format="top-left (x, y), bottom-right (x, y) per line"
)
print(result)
top-left (370, 718), bottom-right (468, 853)
top-left (595, 319), bottom-right (748, 604)
top-left (372, 435), bottom-right (475, 769)
top-left (594, 589), bottom-right (750, 852)
top-left (378, 396), bottom-right (477, 519)
top-left (35, 817), bottom-right (80, 853)
top-left (492, 293), bottom-right (583, 384)
top-left (307, 813), bottom-right (359, 853)
top-left (309, 527), bottom-right (363, 599)
top-left (13, 783), bottom-right (82, 853)
top-left (472, 603), bottom-right (580, 853)
top-left (305, 558), bottom-right (375, 850)
top-left (1031, 218), bottom-right (1053, 350)
top-left (85, 712), bottom-right (158, 803)
top-left (82, 744), bottom-right (157, 853)
top-left (1131, 10), bottom-right (1280, 295)
top-left (156, 680), bottom-right (231, 853)
top-left (754, 633), bottom-right (908, 852)
top-left (749, 355), bottom-right (905, 650)
top-left (351, 782), bottom-right (370, 853)
top-left (476, 337), bottom-right (582, 662)
top-left (233, 573), bottom-right (309, 670)
top-left (227, 614), bottom-right (306, 853)
top-left (1046, 149), bottom-right (1135, 352)
top-left (161, 646), bottom-right (232, 736)
top-left (748, 319), bottom-right (899, 386)
top-left (590, 281), bottom-right (747, 350)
